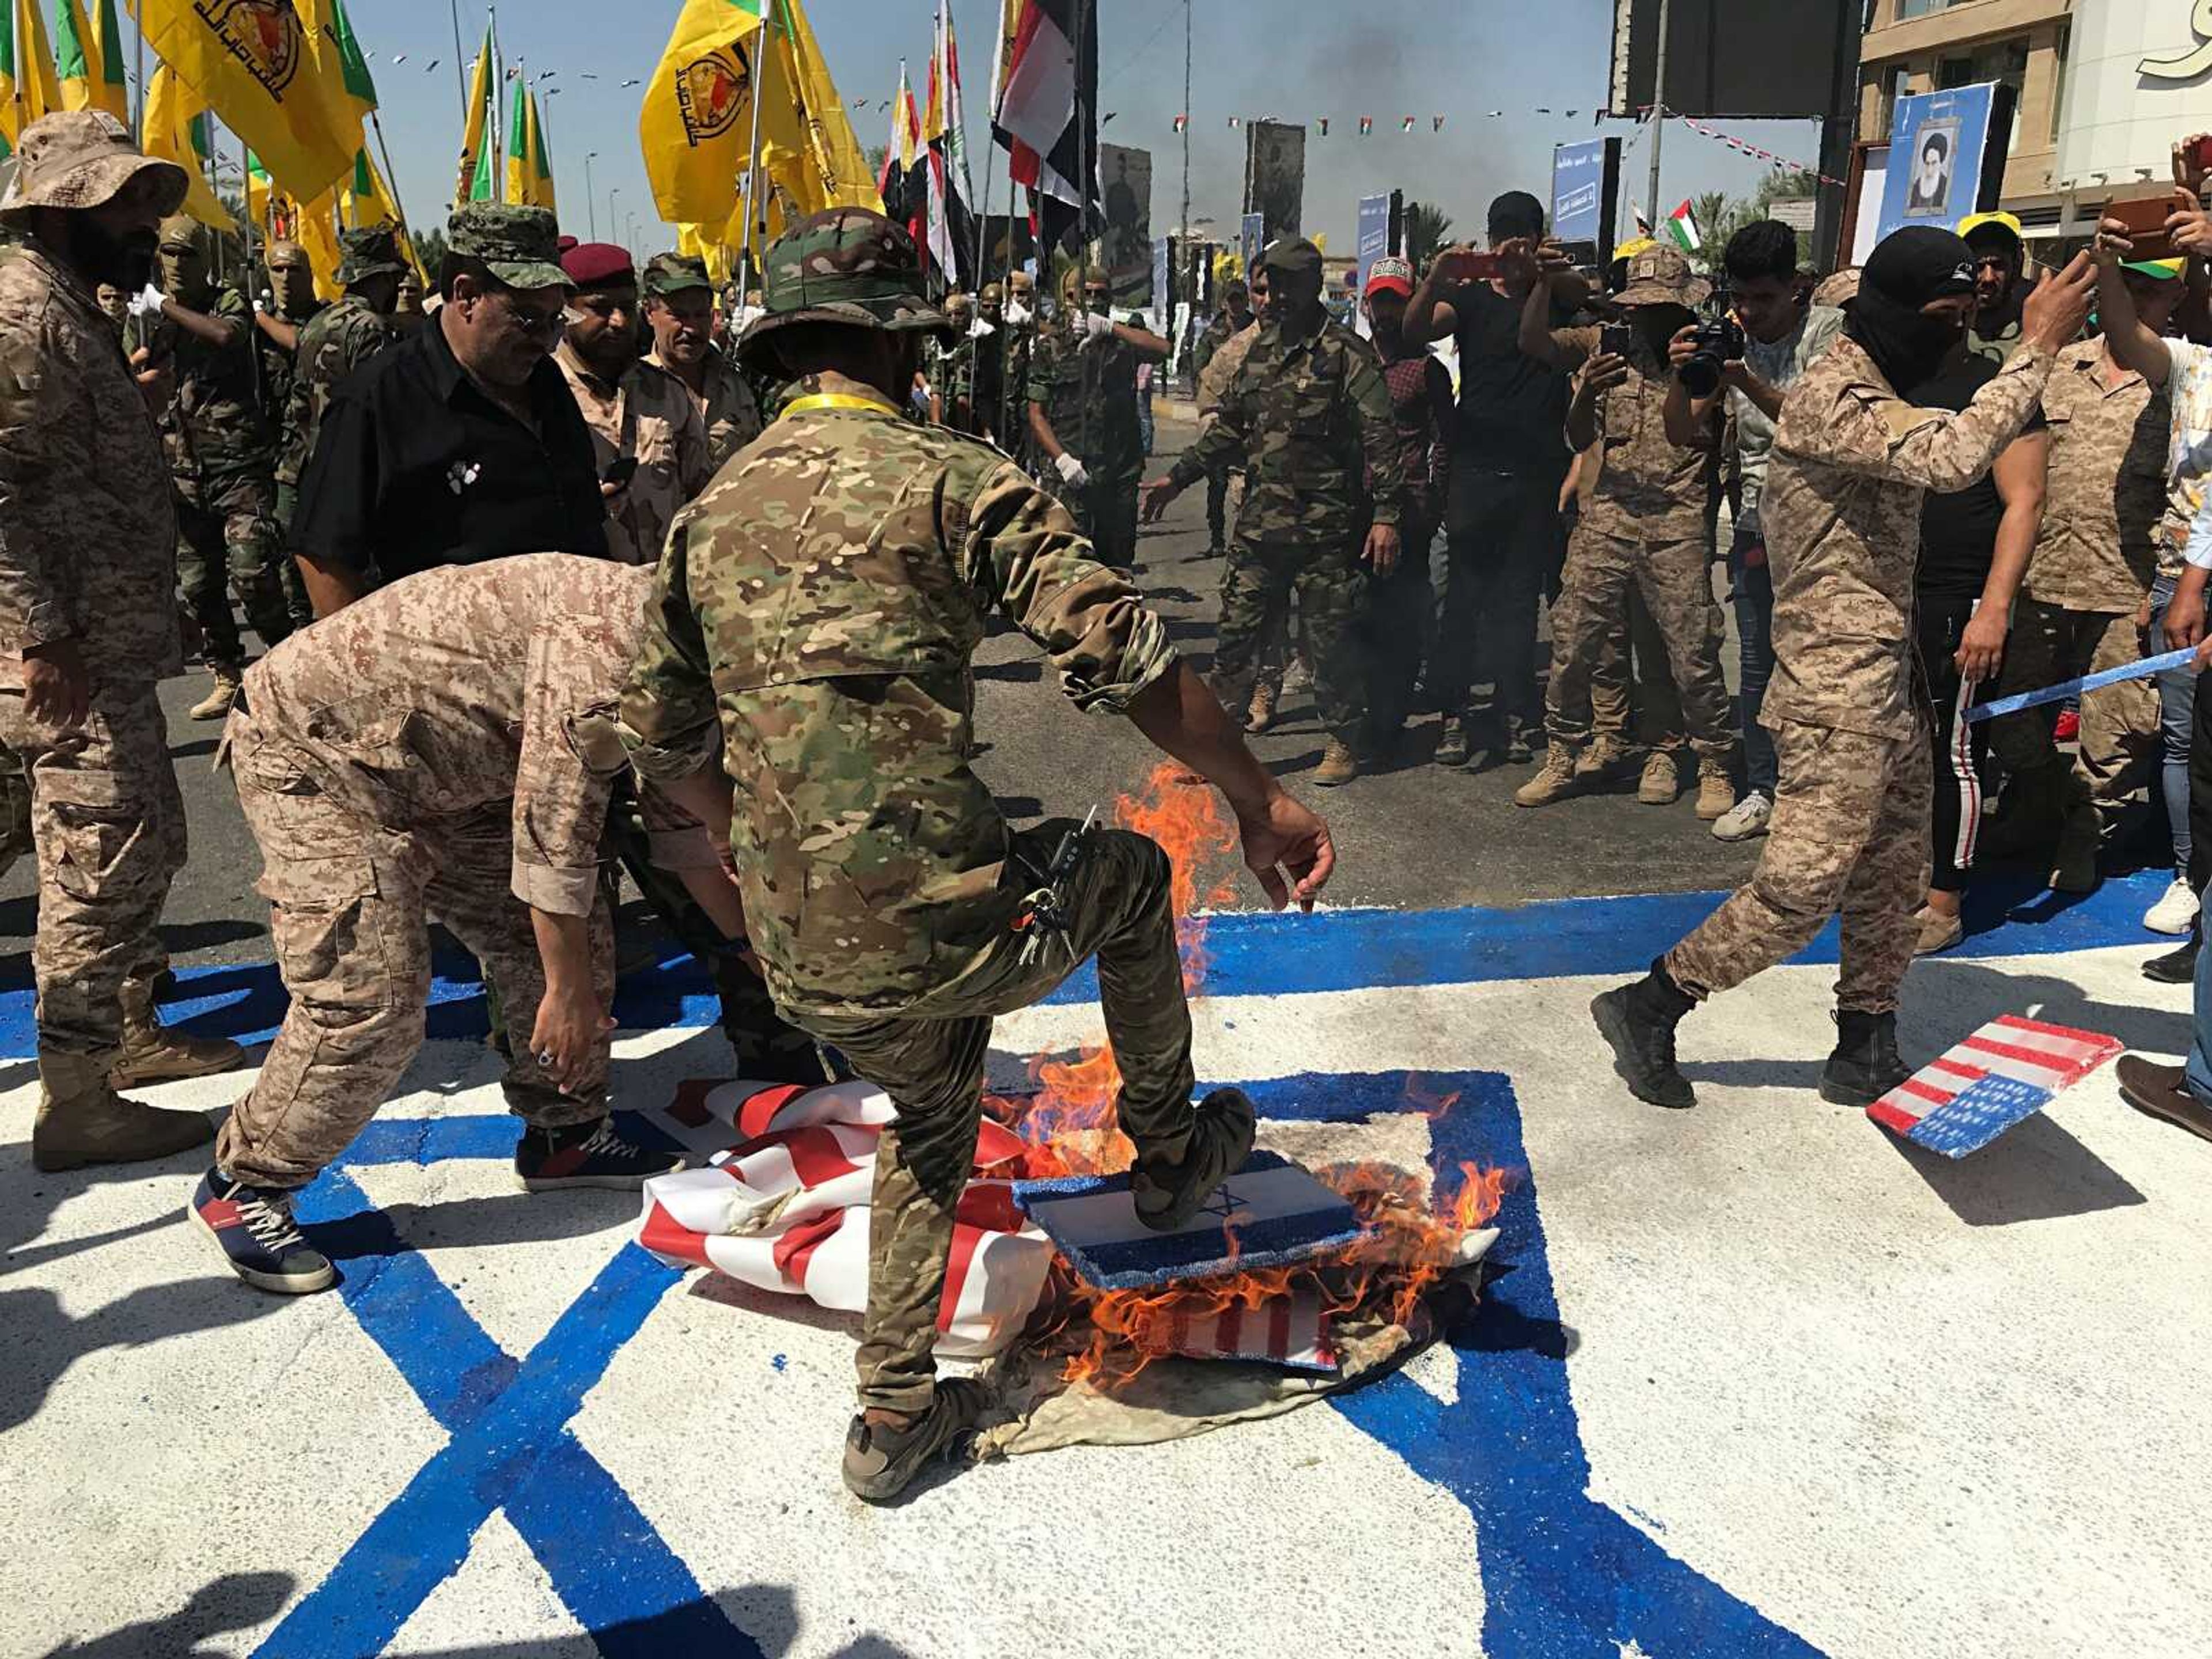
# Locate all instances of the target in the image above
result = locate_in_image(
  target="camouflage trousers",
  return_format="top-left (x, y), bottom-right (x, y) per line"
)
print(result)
top-left (1590, 585), bottom-right (1685, 753)
top-left (1986, 601), bottom-right (2158, 818)
top-left (1216, 534), bottom-right (1369, 749)
top-left (794, 824), bottom-right (1196, 1415)
top-left (217, 721), bottom-right (613, 1188)
top-left (272, 480), bottom-right (315, 630)
top-left (0, 681), bottom-right (185, 1071)
top-left (1666, 718), bottom-right (1932, 1015)
top-left (1047, 466), bottom-right (1142, 570)
top-left (177, 466), bottom-right (293, 672)
top-left (1546, 528), bottom-right (1732, 763)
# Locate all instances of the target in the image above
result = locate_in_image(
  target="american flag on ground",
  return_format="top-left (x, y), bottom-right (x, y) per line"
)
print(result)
top-left (1866, 1016), bottom-right (2122, 1158)
top-left (1162, 1288), bottom-right (1338, 1373)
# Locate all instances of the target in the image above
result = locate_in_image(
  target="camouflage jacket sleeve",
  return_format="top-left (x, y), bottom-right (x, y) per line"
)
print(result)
top-left (0, 296), bottom-right (93, 649)
top-left (674, 388), bottom-right (713, 502)
top-left (1344, 335), bottom-right (1403, 528)
top-left (513, 623), bottom-right (626, 916)
top-left (964, 457), bottom-right (1176, 714)
top-left (616, 518), bottom-right (723, 784)
top-left (1170, 345), bottom-right (1255, 487)
top-left (1782, 340), bottom-right (2055, 495)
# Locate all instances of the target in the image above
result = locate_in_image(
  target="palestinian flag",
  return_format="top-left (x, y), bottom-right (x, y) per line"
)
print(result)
top-left (1665, 198), bottom-right (1701, 254)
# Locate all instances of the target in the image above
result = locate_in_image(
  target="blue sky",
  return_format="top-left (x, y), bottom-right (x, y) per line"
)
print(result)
top-left (123, 1), bottom-right (1826, 258)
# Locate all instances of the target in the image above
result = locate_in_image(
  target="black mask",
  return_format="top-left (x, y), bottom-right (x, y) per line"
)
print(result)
top-left (1846, 226), bottom-right (1978, 395)
top-left (71, 218), bottom-right (157, 293)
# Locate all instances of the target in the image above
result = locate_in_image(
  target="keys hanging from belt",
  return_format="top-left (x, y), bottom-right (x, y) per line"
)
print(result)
top-left (1012, 806), bottom-right (1099, 968)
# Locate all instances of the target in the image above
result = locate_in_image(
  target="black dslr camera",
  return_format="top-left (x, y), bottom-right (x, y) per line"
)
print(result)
top-left (1676, 315), bottom-right (1747, 399)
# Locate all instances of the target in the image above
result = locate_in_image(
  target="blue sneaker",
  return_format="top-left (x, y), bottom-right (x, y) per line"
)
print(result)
top-left (189, 1169), bottom-right (336, 1294)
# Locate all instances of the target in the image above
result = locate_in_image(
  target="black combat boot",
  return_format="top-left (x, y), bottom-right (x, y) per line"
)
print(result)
top-left (1590, 960), bottom-right (1698, 1109)
top-left (1819, 1009), bottom-right (1912, 1108)
top-left (2144, 928), bottom-right (2200, 985)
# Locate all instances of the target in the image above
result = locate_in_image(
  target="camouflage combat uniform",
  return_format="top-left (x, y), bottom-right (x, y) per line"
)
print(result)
top-left (0, 126), bottom-right (192, 1107)
top-left (1166, 301), bottom-right (1403, 752)
top-left (1028, 309), bottom-right (1147, 567)
top-left (1985, 339), bottom-right (2168, 826)
top-left (643, 250), bottom-right (764, 473)
top-left (215, 555), bottom-right (718, 1188)
top-left (275, 226), bottom-right (407, 513)
top-left (130, 230), bottom-right (291, 672)
top-left (556, 344), bottom-right (711, 566)
top-left (1665, 336), bottom-right (2056, 1013)
top-left (619, 209), bottom-right (1195, 1417)
top-left (1193, 308), bottom-right (1253, 548)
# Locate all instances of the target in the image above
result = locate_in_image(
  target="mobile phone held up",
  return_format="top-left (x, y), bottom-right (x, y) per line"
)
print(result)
top-left (602, 455), bottom-right (639, 488)
top-left (2105, 194), bottom-right (2186, 264)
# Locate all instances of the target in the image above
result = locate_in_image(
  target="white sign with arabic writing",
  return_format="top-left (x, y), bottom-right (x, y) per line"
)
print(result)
top-left (2056, 1), bottom-right (2212, 190)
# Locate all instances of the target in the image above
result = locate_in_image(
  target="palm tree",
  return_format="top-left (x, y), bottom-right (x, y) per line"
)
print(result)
top-left (1402, 199), bottom-right (1453, 270)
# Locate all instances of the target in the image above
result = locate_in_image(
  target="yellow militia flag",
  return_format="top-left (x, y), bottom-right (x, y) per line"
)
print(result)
top-left (0, 0), bottom-right (65, 148)
top-left (639, 0), bottom-right (768, 228)
top-left (453, 21), bottom-right (493, 203)
top-left (305, 0), bottom-right (375, 132)
top-left (292, 185), bottom-right (342, 300)
top-left (247, 150), bottom-right (274, 229)
top-left (754, 0), bottom-right (880, 218)
top-left (142, 63), bottom-right (230, 230)
top-left (347, 146), bottom-right (425, 280)
top-left (55, 0), bottom-right (128, 120)
top-left (530, 89), bottom-right (556, 216)
top-left (131, 0), bottom-right (357, 199)
top-left (503, 75), bottom-right (532, 206)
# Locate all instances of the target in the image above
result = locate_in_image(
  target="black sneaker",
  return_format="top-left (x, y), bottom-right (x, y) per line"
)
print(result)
top-left (1590, 963), bottom-right (1698, 1109)
top-left (1131, 1088), bottom-right (1257, 1233)
top-left (189, 1169), bottom-right (336, 1294)
top-left (514, 1117), bottom-right (684, 1192)
top-left (842, 1378), bottom-right (987, 1503)
top-left (2145, 937), bottom-right (2200, 985)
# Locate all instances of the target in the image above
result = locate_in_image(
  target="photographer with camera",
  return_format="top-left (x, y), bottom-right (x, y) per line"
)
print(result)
top-left (1513, 243), bottom-right (1736, 818)
top-left (1663, 221), bottom-right (1846, 843)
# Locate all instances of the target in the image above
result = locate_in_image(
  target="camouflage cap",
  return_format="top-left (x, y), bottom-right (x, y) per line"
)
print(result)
top-left (158, 215), bottom-right (209, 255)
top-left (737, 207), bottom-right (952, 370)
top-left (335, 224), bottom-right (409, 286)
top-left (1616, 243), bottom-right (1711, 309)
top-left (0, 111), bottom-right (187, 227)
top-left (446, 202), bottom-right (571, 291)
top-left (1811, 267), bottom-right (1861, 310)
top-left (1262, 238), bottom-right (1324, 283)
top-left (642, 252), bottom-right (713, 298)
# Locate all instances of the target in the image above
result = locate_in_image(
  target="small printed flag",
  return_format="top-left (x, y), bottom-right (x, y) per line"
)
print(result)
top-left (1400, 115), bottom-right (1415, 132)
top-left (1867, 1016), bottom-right (2122, 1158)
top-left (1664, 197), bottom-right (1702, 253)
top-left (1162, 1287), bottom-right (1339, 1374)
top-left (1226, 115), bottom-right (1238, 128)
top-left (1315, 116), bottom-right (1327, 136)
top-left (1432, 115), bottom-right (1444, 132)
top-left (1172, 112), bottom-right (1185, 131)
top-left (1358, 115), bottom-right (1372, 135)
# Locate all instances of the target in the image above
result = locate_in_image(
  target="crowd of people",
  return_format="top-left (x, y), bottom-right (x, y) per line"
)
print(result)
top-left (8, 100), bottom-right (2212, 1506)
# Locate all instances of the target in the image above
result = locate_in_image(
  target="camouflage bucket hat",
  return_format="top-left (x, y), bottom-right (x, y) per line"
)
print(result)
top-left (335, 225), bottom-right (409, 285)
top-left (737, 207), bottom-right (952, 370)
top-left (446, 202), bottom-right (571, 290)
top-left (0, 111), bottom-right (188, 227)
top-left (1616, 243), bottom-right (1711, 309)
top-left (642, 252), bottom-right (714, 298)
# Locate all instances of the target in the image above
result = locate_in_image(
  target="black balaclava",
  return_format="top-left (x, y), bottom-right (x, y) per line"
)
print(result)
top-left (1846, 226), bottom-right (1978, 395)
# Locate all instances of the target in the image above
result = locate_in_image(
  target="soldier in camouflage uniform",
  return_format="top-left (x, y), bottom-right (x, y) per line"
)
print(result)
top-left (188, 555), bottom-right (735, 1294)
top-left (1145, 238), bottom-right (1405, 787)
top-left (1192, 278), bottom-right (1255, 555)
top-left (128, 215), bottom-right (293, 719)
top-left (275, 225), bottom-right (406, 585)
top-left (643, 252), bottom-right (763, 473)
top-left (0, 112), bottom-right (242, 1173)
top-left (1028, 264), bottom-right (1169, 570)
top-left (1592, 230), bottom-right (2095, 1112)
top-left (252, 240), bottom-right (323, 628)
top-left (617, 208), bottom-right (1336, 1503)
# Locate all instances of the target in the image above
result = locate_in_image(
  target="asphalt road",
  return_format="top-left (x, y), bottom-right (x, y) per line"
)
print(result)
top-left (0, 404), bottom-right (1763, 980)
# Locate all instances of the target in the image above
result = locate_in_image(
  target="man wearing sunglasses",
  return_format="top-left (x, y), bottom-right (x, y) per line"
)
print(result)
top-left (288, 204), bottom-right (609, 617)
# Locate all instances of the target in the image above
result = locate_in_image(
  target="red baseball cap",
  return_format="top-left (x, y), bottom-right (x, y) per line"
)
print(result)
top-left (1365, 255), bottom-right (1414, 299)
top-left (560, 241), bottom-right (634, 289)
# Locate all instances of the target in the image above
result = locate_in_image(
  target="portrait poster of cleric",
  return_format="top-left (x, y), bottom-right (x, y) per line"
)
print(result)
top-left (1875, 83), bottom-right (2003, 244)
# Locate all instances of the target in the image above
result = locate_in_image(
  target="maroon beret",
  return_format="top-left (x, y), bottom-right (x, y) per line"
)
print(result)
top-left (560, 240), bottom-right (634, 289)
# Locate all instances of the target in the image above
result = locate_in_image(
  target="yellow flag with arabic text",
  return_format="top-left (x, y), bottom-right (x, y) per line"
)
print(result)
top-left (130, 0), bottom-right (357, 198)
top-left (142, 62), bottom-right (232, 230)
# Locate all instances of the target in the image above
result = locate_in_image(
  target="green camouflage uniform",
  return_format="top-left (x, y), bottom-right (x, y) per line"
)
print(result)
top-left (257, 257), bottom-right (321, 626)
top-left (618, 208), bottom-right (1199, 1417)
top-left (1027, 308), bottom-right (1146, 567)
top-left (277, 227), bottom-right (406, 501)
top-left (130, 227), bottom-right (290, 671)
top-left (1167, 267), bottom-right (1403, 752)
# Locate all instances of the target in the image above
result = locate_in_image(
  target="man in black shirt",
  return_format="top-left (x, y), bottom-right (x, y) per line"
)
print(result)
top-left (289, 203), bottom-right (607, 615)
top-left (1402, 191), bottom-right (1593, 770)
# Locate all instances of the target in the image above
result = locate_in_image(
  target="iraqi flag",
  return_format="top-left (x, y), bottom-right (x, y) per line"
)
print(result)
top-left (878, 62), bottom-right (929, 263)
top-left (1867, 1016), bottom-right (2122, 1157)
top-left (1664, 198), bottom-right (1702, 254)
top-left (991, 0), bottom-right (1100, 256)
top-left (921, 2), bottom-right (976, 289)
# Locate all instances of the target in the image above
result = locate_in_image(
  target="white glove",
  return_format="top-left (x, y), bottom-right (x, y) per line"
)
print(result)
top-left (128, 283), bottom-right (166, 318)
top-left (1055, 452), bottom-right (1089, 488)
top-left (1080, 311), bottom-right (1113, 342)
top-left (1005, 300), bottom-right (1033, 325)
top-left (967, 316), bottom-right (995, 339)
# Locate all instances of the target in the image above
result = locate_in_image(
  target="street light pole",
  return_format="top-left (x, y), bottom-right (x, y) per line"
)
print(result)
top-left (585, 153), bottom-right (598, 240)
top-left (608, 187), bottom-right (622, 255)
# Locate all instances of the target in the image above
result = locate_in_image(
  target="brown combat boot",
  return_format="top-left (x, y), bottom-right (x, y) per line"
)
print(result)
top-left (1638, 749), bottom-right (1683, 805)
top-left (32, 1051), bottom-right (213, 1173)
top-left (109, 976), bottom-right (246, 1089)
top-left (1313, 738), bottom-right (1359, 788)
top-left (188, 667), bottom-right (241, 721)
top-left (1575, 734), bottom-right (1632, 782)
top-left (1693, 758), bottom-right (1736, 822)
top-left (1514, 745), bottom-right (1581, 808)
top-left (1245, 680), bottom-right (1279, 734)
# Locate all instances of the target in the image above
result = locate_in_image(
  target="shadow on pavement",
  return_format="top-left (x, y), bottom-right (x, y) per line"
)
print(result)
top-left (37, 1570), bottom-right (296, 1658)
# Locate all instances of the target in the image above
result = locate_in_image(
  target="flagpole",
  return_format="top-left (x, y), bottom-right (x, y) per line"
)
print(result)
top-left (448, 0), bottom-right (467, 116)
top-left (489, 3), bottom-right (503, 191)
top-left (1645, 0), bottom-right (1670, 233)
top-left (1179, 0), bottom-right (1191, 368)
top-left (737, 0), bottom-right (776, 290)
top-left (370, 112), bottom-right (416, 246)
top-left (131, 5), bottom-right (144, 136)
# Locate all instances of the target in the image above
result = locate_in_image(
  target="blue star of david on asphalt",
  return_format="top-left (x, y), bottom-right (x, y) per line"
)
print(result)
top-left (252, 1071), bottom-right (1825, 1658)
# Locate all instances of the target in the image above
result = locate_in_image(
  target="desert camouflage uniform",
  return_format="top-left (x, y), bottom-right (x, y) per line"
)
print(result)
top-left (128, 281), bottom-right (291, 670)
top-left (1028, 312), bottom-right (1147, 567)
top-left (1986, 340), bottom-right (2167, 817)
top-left (1542, 321), bottom-right (1731, 764)
top-left (1667, 336), bottom-right (2055, 1013)
top-left (0, 234), bottom-right (190, 1074)
top-left (649, 344), bottom-right (762, 473)
top-left (557, 345), bottom-right (711, 566)
top-left (620, 367), bottom-right (1188, 1415)
top-left (215, 555), bottom-right (717, 1188)
top-left (1167, 310), bottom-right (1403, 750)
